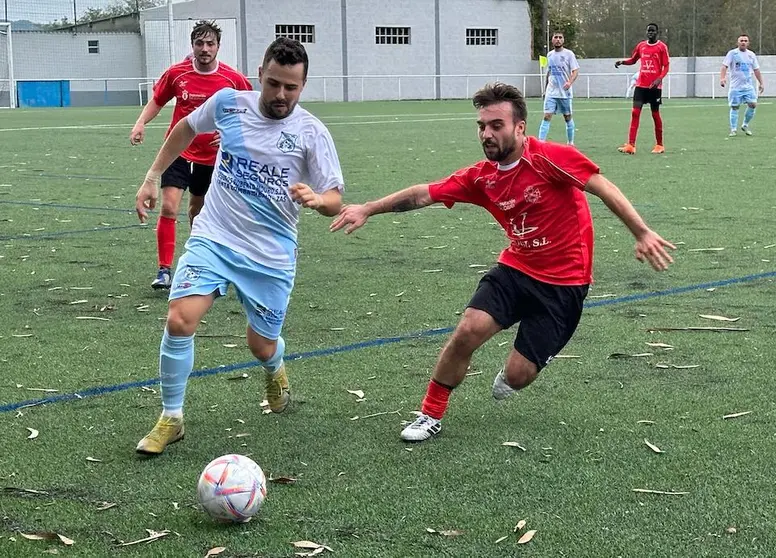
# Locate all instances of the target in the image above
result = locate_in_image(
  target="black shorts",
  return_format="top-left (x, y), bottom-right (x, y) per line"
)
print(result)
top-left (467, 264), bottom-right (589, 370)
top-left (161, 156), bottom-right (214, 197)
top-left (633, 86), bottom-right (662, 109)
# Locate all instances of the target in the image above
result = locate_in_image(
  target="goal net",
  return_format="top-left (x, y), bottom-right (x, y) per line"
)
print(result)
top-left (0, 22), bottom-right (14, 108)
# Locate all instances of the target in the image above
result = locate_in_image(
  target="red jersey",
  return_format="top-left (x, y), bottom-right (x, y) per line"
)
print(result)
top-left (626, 41), bottom-right (670, 89)
top-left (428, 138), bottom-right (599, 286)
top-left (153, 60), bottom-right (252, 165)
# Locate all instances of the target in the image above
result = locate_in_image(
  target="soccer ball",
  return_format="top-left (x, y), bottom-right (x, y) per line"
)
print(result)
top-left (197, 454), bottom-right (267, 523)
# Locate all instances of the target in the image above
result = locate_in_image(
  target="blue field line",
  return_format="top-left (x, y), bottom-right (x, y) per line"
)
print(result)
top-left (1, 270), bottom-right (774, 414)
top-left (0, 223), bottom-right (145, 241)
top-left (0, 200), bottom-right (138, 213)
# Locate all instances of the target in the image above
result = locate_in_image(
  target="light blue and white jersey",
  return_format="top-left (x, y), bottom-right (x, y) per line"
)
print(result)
top-left (723, 48), bottom-right (759, 91)
top-left (545, 48), bottom-right (580, 99)
top-left (186, 89), bottom-right (344, 271)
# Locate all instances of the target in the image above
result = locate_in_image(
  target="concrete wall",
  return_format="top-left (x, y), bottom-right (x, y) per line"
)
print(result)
top-left (11, 31), bottom-right (143, 106)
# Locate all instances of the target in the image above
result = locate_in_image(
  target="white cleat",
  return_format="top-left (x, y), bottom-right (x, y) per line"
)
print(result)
top-left (400, 414), bottom-right (441, 442)
top-left (728, 129), bottom-right (737, 137)
top-left (492, 369), bottom-right (516, 400)
top-left (742, 125), bottom-right (753, 136)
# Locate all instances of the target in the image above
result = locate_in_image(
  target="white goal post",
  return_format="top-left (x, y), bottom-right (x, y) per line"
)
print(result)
top-left (0, 22), bottom-right (15, 109)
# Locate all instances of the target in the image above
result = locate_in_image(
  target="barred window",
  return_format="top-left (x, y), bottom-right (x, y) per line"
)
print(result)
top-left (87, 39), bottom-right (99, 54)
top-left (275, 24), bottom-right (315, 44)
top-left (466, 28), bottom-right (498, 46)
top-left (375, 26), bottom-right (411, 45)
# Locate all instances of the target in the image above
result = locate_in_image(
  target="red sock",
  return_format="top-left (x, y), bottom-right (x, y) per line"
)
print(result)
top-left (420, 379), bottom-right (453, 420)
top-left (156, 216), bottom-right (177, 269)
top-left (652, 110), bottom-right (663, 145)
top-left (628, 107), bottom-right (642, 145)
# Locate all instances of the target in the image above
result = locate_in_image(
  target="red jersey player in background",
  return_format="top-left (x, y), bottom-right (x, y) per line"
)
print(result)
top-left (615, 23), bottom-right (670, 155)
top-left (331, 82), bottom-right (675, 443)
top-left (130, 21), bottom-right (252, 289)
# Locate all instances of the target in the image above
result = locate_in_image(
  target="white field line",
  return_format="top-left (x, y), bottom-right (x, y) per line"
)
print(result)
top-left (0, 102), bottom-right (767, 133)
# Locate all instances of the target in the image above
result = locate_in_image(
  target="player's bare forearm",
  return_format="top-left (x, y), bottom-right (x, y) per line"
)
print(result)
top-left (136, 99), bottom-right (163, 125)
top-left (147, 119), bottom-right (196, 176)
top-left (754, 69), bottom-right (765, 89)
top-left (364, 184), bottom-right (434, 216)
top-left (720, 66), bottom-right (728, 82)
top-left (585, 174), bottom-right (648, 238)
top-left (316, 188), bottom-right (343, 217)
top-left (569, 69), bottom-right (579, 85)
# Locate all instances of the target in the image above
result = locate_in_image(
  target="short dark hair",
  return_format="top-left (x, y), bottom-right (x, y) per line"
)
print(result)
top-left (191, 20), bottom-right (221, 44)
top-left (262, 37), bottom-right (309, 80)
top-left (552, 31), bottom-right (564, 37)
top-left (738, 33), bottom-right (750, 39)
top-left (647, 23), bottom-right (659, 32)
top-left (472, 82), bottom-right (527, 123)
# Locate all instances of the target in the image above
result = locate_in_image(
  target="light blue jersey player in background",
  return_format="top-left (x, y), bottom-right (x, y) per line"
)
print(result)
top-left (720, 34), bottom-right (765, 137)
top-left (133, 37), bottom-right (345, 455)
top-left (539, 31), bottom-right (580, 144)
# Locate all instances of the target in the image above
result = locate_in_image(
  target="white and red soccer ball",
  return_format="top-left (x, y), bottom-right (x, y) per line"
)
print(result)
top-left (197, 454), bottom-right (267, 523)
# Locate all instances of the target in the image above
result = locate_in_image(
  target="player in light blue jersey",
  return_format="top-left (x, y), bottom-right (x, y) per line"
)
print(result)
top-left (539, 31), bottom-right (579, 144)
top-left (133, 38), bottom-right (345, 455)
top-left (720, 34), bottom-right (765, 137)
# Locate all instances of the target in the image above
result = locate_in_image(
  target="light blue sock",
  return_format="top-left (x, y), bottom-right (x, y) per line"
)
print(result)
top-left (566, 119), bottom-right (575, 144)
top-left (744, 106), bottom-right (756, 126)
top-left (729, 108), bottom-right (739, 130)
top-left (159, 329), bottom-right (195, 415)
top-left (538, 119), bottom-right (550, 140)
top-left (260, 336), bottom-right (285, 375)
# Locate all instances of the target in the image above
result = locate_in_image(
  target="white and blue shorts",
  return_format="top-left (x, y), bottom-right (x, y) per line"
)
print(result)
top-left (543, 97), bottom-right (573, 115)
top-left (728, 87), bottom-right (757, 107)
top-left (169, 237), bottom-right (294, 340)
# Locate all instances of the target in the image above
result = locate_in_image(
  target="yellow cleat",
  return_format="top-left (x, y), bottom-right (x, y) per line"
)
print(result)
top-left (265, 365), bottom-right (290, 413)
top-left (136, 415), bottom-right (184, 455)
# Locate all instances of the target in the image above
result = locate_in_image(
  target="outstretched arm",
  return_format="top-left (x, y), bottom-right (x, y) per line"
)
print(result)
top-left (135, 119), bottom-right (197, 222)
top-left (615, 47), bottom-right (641, 68)
top-left (330, 184), bottom-right (434, 234)
top-left (585, 173), bottom-right (675, 271)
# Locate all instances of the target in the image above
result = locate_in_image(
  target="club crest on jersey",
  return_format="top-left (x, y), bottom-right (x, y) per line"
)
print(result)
top-left (524, 185), bottom-right (542, 203)
top-left (277, 132), bottom-right (298, 153)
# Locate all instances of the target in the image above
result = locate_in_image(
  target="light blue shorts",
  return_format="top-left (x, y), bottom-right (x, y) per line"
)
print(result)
top-left (729, 88), bottom-right (757, 107)
top-left (543, 97), bottom-right (573, 115)
top-left (169, 237), bottom-right (294, 339)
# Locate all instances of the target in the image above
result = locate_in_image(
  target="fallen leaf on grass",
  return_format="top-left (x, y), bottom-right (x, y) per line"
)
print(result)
top-left (723, 411), bottom-right (752, 419)
top-left (655, 363), bottom-right (700, 369)
top-left (644, 439), bottom-right (664, 453)
top-left (588, 293), bottom-right (617, 299)
top-left (426, 527), bottom-right (464, 537)
top-left (117, 530), bottom-right (170, 547)
top-left (347, 389), bottom-right (365, 399)
top-left (291, 540), bottom-right (333, 555)
top-left (687, 247), bottom-right (725, 252)
top-left (502, 442), bottom-right (526, 451)
top-left (75, 316), bottom-right (111, 321)
top-left (645, 342), bottom-right (674, 349)
top-left (19, 532), bottom-right (74, 546)
top-left (699, 314), bottom-right (740, 322)
top-left (25, 387), bottom-right (58, 392)
top-left (637, 420), bottom-right (655, 425)
top-left (514, 519), bottom-right (527, 532)
top-left (205, 547), bottom-right (226, 557)
top-left (226, 373), bottom-right (249, 381)
top-left (349, 409), bottom-right (401, 421)
top-left (26, 427), bottom-right (38, 440)
top-left (633, 488), bottom-right (688, 495)
top-left (96, 502), bottom-right (117, 511)
top-left (494, 535), bottom-right (509, 544)
top-left (608, 352), bottom-right (653, 359)
top-left (517, 530), bottom-right (537, 544)
top-left (68, 300), bottom-right (88, 305)
top-left (85, 457), bottom-right (102, 462)
top-left (12, 333), bottom-right (33, 338)
top-left (222, 344), bottom-right (238, 348)
top-left (268, 476), bottom-right (297, 484)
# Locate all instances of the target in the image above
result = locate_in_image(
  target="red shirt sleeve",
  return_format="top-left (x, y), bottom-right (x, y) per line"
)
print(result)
top-left (624, 42), bottom-right (642, 65)
top-left (238, 73), bottom-right (253, 91)
top-left (533, 143), bottom-right (600, 190)
top-left (428, 164), bottom-right (485, 208)
top-left (152, 68), bottom-right (175, 106)
top-left (660, 44), bottom-right (670, 76)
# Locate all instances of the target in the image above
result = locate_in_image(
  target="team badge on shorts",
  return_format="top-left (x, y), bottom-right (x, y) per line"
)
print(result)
top-left (183, 266), bottom-right (202, 281)
top-left (277, 132), bottom-right (299, 153)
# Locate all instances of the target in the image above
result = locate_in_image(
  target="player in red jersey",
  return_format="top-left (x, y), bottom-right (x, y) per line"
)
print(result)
top-left (615, 23), bottom-right (670, 155)
top-left (331, 82), bottom-right (675, 443)
top-left (130, 21), bottom-right (252, 289)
